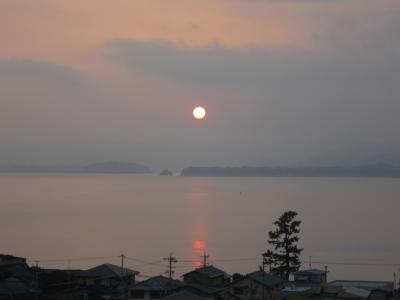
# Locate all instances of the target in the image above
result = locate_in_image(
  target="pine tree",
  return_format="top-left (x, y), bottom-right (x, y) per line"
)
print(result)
top-left (263, 211), bottom-right (303, 279)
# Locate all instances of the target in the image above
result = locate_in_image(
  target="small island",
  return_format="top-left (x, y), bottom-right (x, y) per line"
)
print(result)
top-left (159, 169), bottom-right (173, 176)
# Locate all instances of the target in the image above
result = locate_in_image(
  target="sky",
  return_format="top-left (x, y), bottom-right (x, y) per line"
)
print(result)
top-left (1, 0), bottom-right (400, 170)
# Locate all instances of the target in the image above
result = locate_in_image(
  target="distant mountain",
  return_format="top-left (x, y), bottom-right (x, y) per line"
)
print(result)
top-left (299, 147), bottom-right (400, 168)
top-left (181, 165), bottom-right (400, 178)
top-left (250, 146), bottom-right (400, 168)
top-left (82, 161), bottom-right (152, 174)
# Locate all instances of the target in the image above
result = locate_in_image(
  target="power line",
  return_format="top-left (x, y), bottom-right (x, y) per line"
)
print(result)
top-left (201, 251), bottom-right (209, 268)
top-left (164, 253), bottom-right (178, 279)
top-left (26, 255), bottom-right (400, 270)
top-left (125, 256), bottom-right (164, 265)
top-left (27, 255), bottom-right (118, 263)
top-left (126, 260), bottom-right (165, 269)
top-left (307, 260), bottom-right (400, 267)
top-left (213, 257), bottom-right (260, 262)
top-left (178, 259), bottom-right (198, 263)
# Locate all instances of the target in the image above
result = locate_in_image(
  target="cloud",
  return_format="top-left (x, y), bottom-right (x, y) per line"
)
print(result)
top-left (105, 37), bottom-right (400, 163)
top-left (107, 40), bottom-right (296, 87)
top-left (0, 60), bottom-right (113, 164)
top-left (106, 38), bottom-right (399, 93)
top-left (0, 60), bottom-right (87, 84)
top-left (1, 1), bottom-right (400, 169)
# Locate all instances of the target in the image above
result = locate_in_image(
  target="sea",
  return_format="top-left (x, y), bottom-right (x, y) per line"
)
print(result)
top-left (0, 173), bottom-right (399, 282)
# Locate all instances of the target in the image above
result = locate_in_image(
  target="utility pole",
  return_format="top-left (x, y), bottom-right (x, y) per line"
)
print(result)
top-left (201, 251), bottom-right (209, 268)
top-left (120, 254), bottom-right (128, 299)
top-left (309, 256), bottom-right (312, 268)
top-left (164, 253), bottom-right (178, 279)
top-left (34, 260), bottom-right (40, 300)
top-left (67, 260), bottom-right (71, 287)
top-left (34, 260), bottom-right (39, 286)
top-left (262, 256), bottom-right (266, 300)
top-left (120, 254), bottom-right (125, 275)
top-left (398, 268), bottom-right (400, 291)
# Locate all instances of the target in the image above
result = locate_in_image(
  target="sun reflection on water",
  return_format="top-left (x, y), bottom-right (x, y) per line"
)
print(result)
top-left (186, 179), bottom-right (210, 269)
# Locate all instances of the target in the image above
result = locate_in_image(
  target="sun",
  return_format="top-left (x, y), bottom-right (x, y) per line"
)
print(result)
top-left (193, 106), bottom-right (207, 120)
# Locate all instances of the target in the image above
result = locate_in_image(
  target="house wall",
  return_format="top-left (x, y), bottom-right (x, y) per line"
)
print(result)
top-left (227, 278), bottom-right (271, 300)
top-left (272, 290), bottom-right (313, 300)
top-left (294, 274), bottom-right (325, 284)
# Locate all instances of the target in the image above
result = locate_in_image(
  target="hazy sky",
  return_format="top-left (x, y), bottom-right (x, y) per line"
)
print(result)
top-left (1, 0), bottom-right (399, 170)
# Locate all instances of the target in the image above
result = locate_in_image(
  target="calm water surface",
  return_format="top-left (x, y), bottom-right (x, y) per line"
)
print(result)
top-left (0, 173), bottom-right (399, 281)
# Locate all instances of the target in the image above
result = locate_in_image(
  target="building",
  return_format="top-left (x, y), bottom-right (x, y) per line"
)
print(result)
top-left (0, 254), bottom-right (36, 299)
top-left (294, 269), bottom-right (328, 285)
top-left (183, 266), bottom-right (230, 288)
top-left (267, 268), bottom-right (329, 300)
top-left (0, 254), bottom-right (33, 283)
top-left (287, 269), bottom-right (328, 296)
top-left (226, 270), bottom-right (287, 300)
top-left (327, 281), bottom-right (394, 293)
top-left (272, 286), bottom-right (314, 300)
top-left (129, 275), bottom-right (184, 300)
top-left (82, 263), bottom-right (139, 288)
top-left (325, 280), bottom-right (394, 300)
top-left (162, 289), bottom-right (213, 300)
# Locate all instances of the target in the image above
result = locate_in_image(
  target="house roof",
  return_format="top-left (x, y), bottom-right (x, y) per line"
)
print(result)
top-left (0, 255), bottom-right (32, 282)
top-left (0, 255), bottom-right (26, 266)
top-left (183, 266), bottom-right (227, 279)
top-left (84, 263), bottom-right (139, 278)
top-left (130, 275), bottom-right (184, 292)
top-left (328, 280), bottom-right (394, 292)
top-left (284, 282), bottom-right (324, 295)
top-left (246, 270), bottom-right (287, 287)
top-left (340, 287), bottom-right (371, 298)
top-left (281, 286), bottom-right (312, 292)
top-left (295, 269), bottom-right (326, 276)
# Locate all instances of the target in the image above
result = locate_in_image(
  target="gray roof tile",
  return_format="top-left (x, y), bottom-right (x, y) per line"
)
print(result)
top-left (246, 271), bottom-right (287, 287)
top-left (184, 266), bottom-right (227, 279)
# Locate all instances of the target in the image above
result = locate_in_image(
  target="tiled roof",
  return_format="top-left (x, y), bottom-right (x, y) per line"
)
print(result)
top-left (247, 270), bottom-right (287, 287)
top-left (328, 280), bottom-right (394, 292)
top-left (0, 255), bottom-right (26, 265)
top-left (295, 269), bottom-right (326, 275)
top-left (281, 286), bottom-right (312, 292)
top-left (284, 282), bottom-right (323, 295)
top-left (84, 263), bottom-right (139, 278)
top-left (130, 275), bottom-right (184, 291)
top-left (340, 287), bottom-right (371, 298)
top-left (184, 266), bottom-right (227, 279)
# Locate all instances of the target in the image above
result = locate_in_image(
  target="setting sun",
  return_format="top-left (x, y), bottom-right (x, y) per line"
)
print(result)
top-left (193, 106), bottom-right (207, 120)
top-left (193, 239), bottom-right (206, 251)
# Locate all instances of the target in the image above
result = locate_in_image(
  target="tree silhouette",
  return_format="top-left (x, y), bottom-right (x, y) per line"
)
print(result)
top-left (263, 211), bottom-right (303, 279)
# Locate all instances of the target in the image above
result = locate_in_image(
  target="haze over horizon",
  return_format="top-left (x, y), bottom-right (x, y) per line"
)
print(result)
top-left (1, 0), bottom-right (400, 171)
